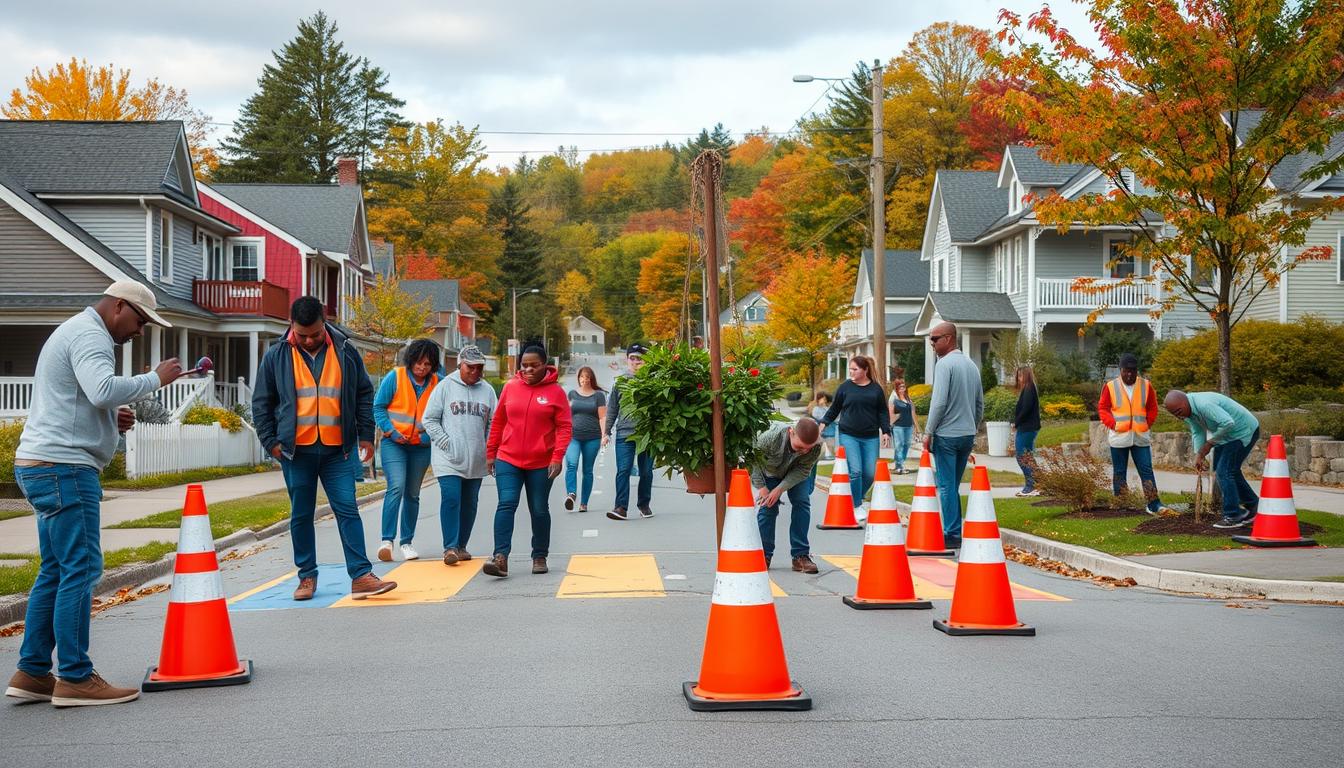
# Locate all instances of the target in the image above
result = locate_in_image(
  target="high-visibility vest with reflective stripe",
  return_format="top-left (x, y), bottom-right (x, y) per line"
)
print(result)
top-left (292, 335), bottom-right (343, 446)
top-left (1107, 376), bottom-right (1150, 434)
top-left (387, 366), bottom-right (440, 445)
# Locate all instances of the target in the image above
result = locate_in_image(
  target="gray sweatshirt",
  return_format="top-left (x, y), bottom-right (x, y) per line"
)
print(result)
top-left (17, 308), bottom-right (161, 469)
top-left (924, 349), bottom-right (984, 439)
top-left (604, 374), bottom-right (637, 441)
top-left (422, 370), bottom-right (497, 479)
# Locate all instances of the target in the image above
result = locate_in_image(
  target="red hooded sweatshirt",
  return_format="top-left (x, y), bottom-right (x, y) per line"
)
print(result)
top-left (486, 365), bottom-right (573, 470)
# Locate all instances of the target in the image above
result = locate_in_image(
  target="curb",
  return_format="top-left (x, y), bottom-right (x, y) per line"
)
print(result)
top-left (0, 488), bottom-right (389, 628)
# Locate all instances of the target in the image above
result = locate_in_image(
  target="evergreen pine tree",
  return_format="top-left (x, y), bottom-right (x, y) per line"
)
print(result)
top-left (216, 11), bottom-right (403, 182)
top-left (488, 177), bottom-right (552, 343)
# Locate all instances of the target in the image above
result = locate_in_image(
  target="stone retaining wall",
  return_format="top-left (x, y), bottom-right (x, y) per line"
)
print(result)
top-left (1086, 422), bottom-right (1344, 484)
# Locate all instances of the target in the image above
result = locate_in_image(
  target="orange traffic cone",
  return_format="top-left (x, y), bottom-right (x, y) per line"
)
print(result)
top-left (143, 484), bottom-right (252, 691)
top-left (1233, 434), bottom-right (1317, 548)
top-left (933, 466), bottom-right (1034, 636)
top-left (817, 445), bottom-right (862, 530)
top-left (906, 450), bottom-right (955, 557)
top-left (844, 461), bottom-right (931, 610)
top-left (685, 469), bottom-right (811, 711)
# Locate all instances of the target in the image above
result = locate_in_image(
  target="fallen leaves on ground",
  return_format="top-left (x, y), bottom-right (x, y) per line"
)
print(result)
top-left (1224, 601), bottom-right (1269, 609)
top-left (220, 545), bottom-right (264, 563)
top-left (1004, 545), bottom-right (1138, 588)
top-left (90, 584), bottom-right (168, 617)
top-left (0, 622), bottom-right (24, 637)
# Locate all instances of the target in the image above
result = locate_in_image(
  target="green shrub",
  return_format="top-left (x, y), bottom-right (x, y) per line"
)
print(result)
top-left (983, 386), bottom-right (1018, 422)
top-left (0, 419), bottom-right (23, 480)
top-left (1237, 385), bottom-right (1344, 411)
top-left (1149, 316), bottom-right (1344, 393)
top-left (181, 403), bottom-right (245, 433)
top-left (102, 451), bottom-right (126, 481)
top-left (1260, 404), bottom-right (1344, 441)
top-left (1091, 325), bottom-right (1156, 375)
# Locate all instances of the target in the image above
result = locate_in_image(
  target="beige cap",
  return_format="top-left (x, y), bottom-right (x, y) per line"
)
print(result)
top-left (103, 281), bottom-right (172, 328)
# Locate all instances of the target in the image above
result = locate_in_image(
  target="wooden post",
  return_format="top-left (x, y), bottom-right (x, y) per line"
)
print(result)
top-left (699, 152), bottom-right (729, 545)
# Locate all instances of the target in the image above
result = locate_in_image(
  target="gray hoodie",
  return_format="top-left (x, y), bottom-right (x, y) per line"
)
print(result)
top-left (422, 370), bottom-right (498, 479)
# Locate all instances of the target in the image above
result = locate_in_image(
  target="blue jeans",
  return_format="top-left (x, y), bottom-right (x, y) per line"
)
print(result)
top-left (1015, 430), bottom-right (1039, 492)
top-left (931, 434), bottom-right (975, 539)
top-left (1213, 428), bottom-right (1260, 518)
top-left (280, 444), bottom-right (373, 580)
top-left (1110, 445), bottom-right (1163, 513)
top-left (492, 459), bottom-right (554, 558)
top-left (14, 464), bottom-right (103, 681)
top-left (614, 437), bottom-right (652, 511)
top-left (437, 475), bottom-right (483, 551)
top-left (756, 475), bottom-right (812, 560)
top-left (564, 438), bottom-right (602, 506)
top-left (379, 440), bottom-right (431, 544)
top-left (837, 432), bottom-right (881, 505)
top-left (891, 426), bottom-right (913, 468)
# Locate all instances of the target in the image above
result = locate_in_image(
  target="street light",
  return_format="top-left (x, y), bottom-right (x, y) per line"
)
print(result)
top-left (511, 287), bottom-right (540, 347)
top-left (794, 62), bottom-right (888, 381)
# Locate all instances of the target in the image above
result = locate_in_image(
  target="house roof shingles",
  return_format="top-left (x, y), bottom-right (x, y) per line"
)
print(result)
top-left (928, 292), bottom-right (1021, 326)
top-left (861, 249), bottom-right (929, 299)
top-left (935, 171), bottom-right (1008, 242)
top-left (212, 183), bottom-right (362, 254)
top-left (0, 121), bottom-right (189, 199)
top-left (1005, 144), bottom-right (1089, 187)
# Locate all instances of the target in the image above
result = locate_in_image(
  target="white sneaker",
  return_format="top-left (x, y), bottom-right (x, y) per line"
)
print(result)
top-left (377, 540), bottom-right (393, 562)
top-left (854, 504), bottom-right (868, 523)
top-left (400, 543), bottom-right (419, 561)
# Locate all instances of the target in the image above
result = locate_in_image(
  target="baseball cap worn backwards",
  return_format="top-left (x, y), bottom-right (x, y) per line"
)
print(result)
top-left (458, 345), bottom-right (486, 365)
top-left (626, 343), bottom-right (648, 358)
top-left (103, 281), bottom-right (171, 328)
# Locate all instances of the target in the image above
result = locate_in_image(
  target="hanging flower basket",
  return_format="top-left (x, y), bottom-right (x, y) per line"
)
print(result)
top-left (683, 464), bottom-right (717, 494)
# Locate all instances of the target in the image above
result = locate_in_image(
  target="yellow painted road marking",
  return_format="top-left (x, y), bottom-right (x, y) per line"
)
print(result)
top-left (821, 555), bottom-right (954, 600)
top-left (557, 554), bottom-right (665, 598)
top-left (228, 570), bottom-right (297, 604)
top-left (771, 580), bottom-right (787, 598)
top-left (332, 560), bottom-right (484, 607)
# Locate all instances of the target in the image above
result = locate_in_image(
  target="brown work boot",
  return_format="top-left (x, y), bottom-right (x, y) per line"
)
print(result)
top-left (350, 573), bottom-right (397, 599)
top-left (792, 555), bottom-right (819, 575)
top-left (532, 557), bottom-right (548, 574)
top-left (5, 669), bottom-right (56, 703)
top-left (293, 577), bottom-right (317, 601)
top-left (455, 547), bottom-right (472, 561)
top-left (443, 548), bottom-right (460, 566)
top-left (482, 554), bottom-right (508, 577)
top-left (51, 672), bottom-right (139, 707)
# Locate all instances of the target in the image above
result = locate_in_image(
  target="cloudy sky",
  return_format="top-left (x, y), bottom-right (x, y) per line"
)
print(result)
top-left (1, 1), bottom-right (1093, 165)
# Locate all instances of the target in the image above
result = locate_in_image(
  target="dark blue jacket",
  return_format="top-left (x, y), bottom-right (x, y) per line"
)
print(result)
top-left (252, 324), bottom-right (375, 458)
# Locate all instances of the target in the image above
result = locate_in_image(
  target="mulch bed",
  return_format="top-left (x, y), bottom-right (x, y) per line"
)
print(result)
top-left (1058, 506), bottom-right (1149, 520)
top-left (1135, 515), bottom-right (1325, 538)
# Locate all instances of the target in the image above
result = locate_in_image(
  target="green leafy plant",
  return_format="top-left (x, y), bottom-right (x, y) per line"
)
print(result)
top-left (1040, 392), bottom-right (1089, 420)
top-left (0, 418), bottom-right (23, 481)
top-left (619, 341), bottom-right (781, 474)
top-left (181, 403), bottom-right (244, 433)
top-left (983, 386), bottom-right (1018, 422)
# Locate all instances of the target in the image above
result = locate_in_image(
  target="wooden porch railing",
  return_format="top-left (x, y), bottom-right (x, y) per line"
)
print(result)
top-left (193, 280), bottom-right (290, 320)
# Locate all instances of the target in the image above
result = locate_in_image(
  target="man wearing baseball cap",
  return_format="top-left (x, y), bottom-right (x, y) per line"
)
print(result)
top-left (7, 282), bottom-right (183, 707)
top-left (604, 343), bottom-right (655, 520)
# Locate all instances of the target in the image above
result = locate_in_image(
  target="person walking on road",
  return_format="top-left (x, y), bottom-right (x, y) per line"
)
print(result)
top-left (817, 355), bottom-right (891, 521)
top-left (1012, 367), bottom-right (1042, 497)
top-left (888, 380), bottom-right (919, 474)
top-left (422, 345), bottom-right (496, 565)
top-left (1099, 354), bottom-right (1171, 514)
top-left (483, 345), bottom-right (573, 577)
top-left (750, 418), bottom-right (823, 573)
top-left (809, 392), bottom-right (836, 460)
top-left (606, 343), bottom-right (654, 520)
top-left (253, 296), bottom-right (397, 602)
top-left (373, 339), bottom-right (441, 562)
top-left (6, 283), bottom-right (182, 707)
top-left (1163, 390), bottom-right (1262, 529)
top-left (564, 366), bottom-right (607, 513)
top-left (922, 322), bottom-right (984, 549)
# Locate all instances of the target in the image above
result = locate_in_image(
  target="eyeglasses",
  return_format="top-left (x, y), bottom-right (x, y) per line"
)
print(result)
top-left (928, 333), bottom-right (949, 344)
top-left (124, 301), bottom-right (151, 327)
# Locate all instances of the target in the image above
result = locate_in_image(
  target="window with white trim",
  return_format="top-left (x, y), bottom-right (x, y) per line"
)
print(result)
top-left (230, 241), bottom-right (260, 282)
top-left (1338, 233), bottom-right (1343, 283)
top-left (160, 212), bottom-right (174, 283)
top-left (202, 235), bottom-right (226, 280)
top-left (1104, 235), bottom-right (1139, 279)
top-left (1011, 236), bottom-right (1022, 294)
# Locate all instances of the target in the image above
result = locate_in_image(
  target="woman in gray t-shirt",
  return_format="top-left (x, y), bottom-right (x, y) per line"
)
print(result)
top-left (564, 367), bottom-right (608, 512)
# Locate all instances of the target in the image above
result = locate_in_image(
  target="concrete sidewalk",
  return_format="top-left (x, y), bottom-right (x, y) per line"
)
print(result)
top-left (0, 469), bottom-right (289, 555)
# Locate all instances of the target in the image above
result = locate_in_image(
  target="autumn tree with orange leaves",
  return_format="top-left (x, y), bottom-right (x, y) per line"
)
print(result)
top-left (989, 0), bottom-right (1344, 393)
top-left (763, 253), bottom-right (856, 390)
top-left (636, 232), bottom-right (698, 341)
top-left (5, 58), bottom-right (218, 173)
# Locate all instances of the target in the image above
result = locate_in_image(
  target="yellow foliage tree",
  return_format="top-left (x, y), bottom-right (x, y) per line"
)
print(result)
top-left (5, 58), bottom-right (218, 174)
top-left (554, 270), bottom-right (594, 319)
top-left (635, 232), bottom-right (696, 341)
top-left (347, 275), bottom-right (432, 375)
top-left (763, 253), bottom-right (856, 390)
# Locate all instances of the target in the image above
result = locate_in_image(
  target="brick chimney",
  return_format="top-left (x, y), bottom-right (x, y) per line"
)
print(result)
top-left (336, 156), bottom-right (359, 186)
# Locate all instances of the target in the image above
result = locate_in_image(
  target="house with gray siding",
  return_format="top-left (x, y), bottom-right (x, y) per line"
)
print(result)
top-left (828, 249), bottom-right (929, 379)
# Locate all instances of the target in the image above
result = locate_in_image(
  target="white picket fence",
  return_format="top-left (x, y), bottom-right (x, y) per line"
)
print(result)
top-left (124, 421), bottom-right (263, 479)
top-left (0, 377), bottom-right (35, 417)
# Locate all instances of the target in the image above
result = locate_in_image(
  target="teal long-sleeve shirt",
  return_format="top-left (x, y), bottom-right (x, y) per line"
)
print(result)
top-left (1184, 392), bottom-right (1259, 453)
top-left (373, 370), bottom-right (434, 445)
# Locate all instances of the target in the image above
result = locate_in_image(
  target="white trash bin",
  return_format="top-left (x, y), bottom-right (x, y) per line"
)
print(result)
top-left (986, 421), bottom-right (1011, 457)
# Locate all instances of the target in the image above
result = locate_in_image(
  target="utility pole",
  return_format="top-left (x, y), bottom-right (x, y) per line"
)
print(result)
top-left (871, 58), bottom-right (887, 382)
top-left (696, 152), bottom-right (728, 545)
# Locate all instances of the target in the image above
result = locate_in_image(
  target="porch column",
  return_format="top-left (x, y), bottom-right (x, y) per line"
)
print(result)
top-left (178, 327), bottom-right (189, 364)
top-left (248, 330), bottom-right (259, 386)
top-left (149, 325), bottom-right (162, 367)
top-left (924, 337), bottom-right (936, 385)
top-left (1026, 227), bottom-right (1038, 335)
top-left (121, 340), bottom-right (133, 376)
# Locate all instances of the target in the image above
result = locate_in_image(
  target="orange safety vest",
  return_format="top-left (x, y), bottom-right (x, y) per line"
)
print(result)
top-left (1107, 376), bottom-right (1151, 434)
top-left (291, 334), bottom-right (343, 446)
top-left (387, 366), bottom-right (440, 445)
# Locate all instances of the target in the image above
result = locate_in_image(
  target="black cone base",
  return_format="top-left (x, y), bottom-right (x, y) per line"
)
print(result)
top-left (844, 595), bottom-right (933, 610)
top-left (933, 619), bottom-right (1035, 637)
top-left (683, 681), bottom-right (812, 711)
top-left (907, 549), bottom-right (956, 557)
top-left (143, 659), bottom-right (253, 692)
top-left (1231, 535), bottom-right (1317, 548)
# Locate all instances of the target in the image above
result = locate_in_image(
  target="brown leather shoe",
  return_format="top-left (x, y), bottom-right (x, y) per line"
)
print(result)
top-left (455, 548), bottom-right (472, 561)
top-left (293, 577), bottom-right (317, 601)
top-left (482, 554), bottom-right (508, 577)
top-left (350, 573), bottom-right (397, 599)
top-left (443, 548), bottom-right (460, 565)
top-left (532, 557), bottom-right (548, 574)
top-left (792, 555), bottom-right (819, 575)
top-left (51, 672), bottom-right (139, 707)
top-left (6, 669), bottom-right (56, 702)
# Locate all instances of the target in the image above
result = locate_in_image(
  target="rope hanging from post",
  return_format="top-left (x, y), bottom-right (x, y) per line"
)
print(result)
top-left (690, 149), bottom-right (729, 543)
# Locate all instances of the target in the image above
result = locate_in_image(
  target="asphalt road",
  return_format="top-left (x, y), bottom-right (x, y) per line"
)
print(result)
top-left (4, 448), bottom-right (1343, 767)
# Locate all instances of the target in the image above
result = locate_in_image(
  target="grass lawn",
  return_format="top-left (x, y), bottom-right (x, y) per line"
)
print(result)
top-left (0, 541), bottom-right (178, 597)
top-left (109, 481), bottom-right (386, 540)
top-left (101, 464), bottom-right (275, 490)
top-left (1035, 420), bottom-right (1090, 448)
top-left (0, 507), bottom-right (33, 522)
top-left (814, 461), bottom-right (1022, 487)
